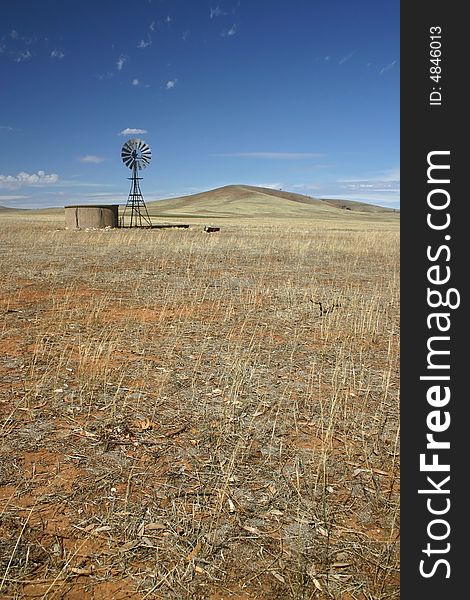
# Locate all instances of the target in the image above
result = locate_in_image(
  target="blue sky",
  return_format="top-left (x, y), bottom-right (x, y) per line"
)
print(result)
top-left (0, 0), bottom-right (399, 209)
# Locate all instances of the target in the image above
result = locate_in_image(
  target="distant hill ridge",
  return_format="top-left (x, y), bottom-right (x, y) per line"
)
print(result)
top-left (0, 205), bottom-right (26, 212)
top-left (146, 184), bottom-right (398, 218)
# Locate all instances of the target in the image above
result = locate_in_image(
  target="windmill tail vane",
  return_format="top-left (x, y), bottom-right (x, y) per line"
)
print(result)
top-left (121, 138), bottom-right (153, 227)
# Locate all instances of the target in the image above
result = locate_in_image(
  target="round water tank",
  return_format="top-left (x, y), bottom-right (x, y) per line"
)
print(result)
top-left (64, 205), bottom-right (119, 229)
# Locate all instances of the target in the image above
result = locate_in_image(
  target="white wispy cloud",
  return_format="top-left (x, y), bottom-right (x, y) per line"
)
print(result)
top-left (252, 182), bottom-right (284, 190)
top-left (165, 78), bottom-right (178, 90)
top-left (291, 183), bottom-right (321, 191)
top-left (341, 184), bottom-right (400, 194)
top-left (339, 50), bottom-right (356, 65)
top-left (79, 155), bottom-right (105, 164)
top-left (97, 71), bottom-right (115, 81)
top-left (0, 194), bottom-right (31, 201)
top-left (51, 49), bottom-right (65, 59)
top-left (137, 39), bottom-right (151, 49)
top-left (210, 6), bottom-right (226, 18)
top-left (221, 24), bottom-right (238, 37)
top-left (339, 168), bottom-right (400, 183)
top-left (0, 170), bottom-right (59, 189)
top-left (116, 54), bottom-right (127, 71)
top-left (119, 128), bottom-right (148, 136)
top-left (1, 29), bottom-right (37, 61)
top-left (0, 126), bottom-right (14, 132)
top-left (214, 152), bottom-right (324, 159)
top-left (13, 49), bottom-right (32, 62)
top-left (337, 170), bottom-right (400, 196)
top-left (132, 78), bottom-right (140, 86)
top-left (149, 21), bottom-right (156, 31)
top-left (379, 60), bottom-right (397, 75)
top-left (182, 30), bottom-right (190, 41)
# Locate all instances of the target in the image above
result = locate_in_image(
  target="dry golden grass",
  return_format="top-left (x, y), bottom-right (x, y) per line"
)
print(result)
top-left (0, 212), bottom-right (399, 599)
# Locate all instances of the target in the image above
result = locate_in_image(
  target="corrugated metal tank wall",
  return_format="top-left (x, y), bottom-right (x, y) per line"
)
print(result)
top-left (64, 205), bottom-right (119, 229)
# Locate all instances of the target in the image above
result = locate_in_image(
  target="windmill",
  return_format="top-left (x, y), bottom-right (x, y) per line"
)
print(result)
top-left (121, 138), bottom-right (153, 227)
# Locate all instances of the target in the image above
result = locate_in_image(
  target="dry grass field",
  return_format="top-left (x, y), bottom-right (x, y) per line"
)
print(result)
top-left (0, 205), bottom-right (399, 599)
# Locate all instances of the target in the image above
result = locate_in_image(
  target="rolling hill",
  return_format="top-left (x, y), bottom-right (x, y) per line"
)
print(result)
top-left (0, 205), bottom-right (26, 212)
top-left (146, 185), bottom-right (398, 219)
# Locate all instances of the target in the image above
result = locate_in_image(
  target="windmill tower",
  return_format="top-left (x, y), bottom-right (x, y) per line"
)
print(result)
top-left (121, 138), bottom-right (153, 227)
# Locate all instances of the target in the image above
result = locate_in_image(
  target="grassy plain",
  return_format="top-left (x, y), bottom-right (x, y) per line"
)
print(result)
top-left (0, 209), bottom-right (399, 599)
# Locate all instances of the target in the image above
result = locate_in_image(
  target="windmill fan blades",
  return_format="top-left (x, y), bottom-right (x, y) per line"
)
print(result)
top-left (138, 142), bottom-right (151, 159)
top-left (121, 149), bottom-right (133, 164)
top-left (122, 159), bottom-right (134, 170)
top-left (121, 138), bottom-right (152, 169)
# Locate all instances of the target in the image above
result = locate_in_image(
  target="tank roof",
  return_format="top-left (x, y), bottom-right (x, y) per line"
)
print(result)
top-left (64, 204), bottom-right (120, 208)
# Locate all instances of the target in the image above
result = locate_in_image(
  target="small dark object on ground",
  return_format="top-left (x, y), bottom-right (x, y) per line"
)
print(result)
top-left (204, 226), bottom-right (220, 233)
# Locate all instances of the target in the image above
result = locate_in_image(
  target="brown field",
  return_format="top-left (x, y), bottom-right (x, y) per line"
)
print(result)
top-left (0, 205), bottom-right (399, 599)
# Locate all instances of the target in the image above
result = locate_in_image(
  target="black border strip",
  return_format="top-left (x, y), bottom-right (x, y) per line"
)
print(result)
top-left (401, 3), bottom-right (465, 597)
